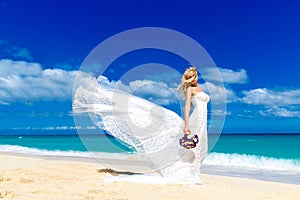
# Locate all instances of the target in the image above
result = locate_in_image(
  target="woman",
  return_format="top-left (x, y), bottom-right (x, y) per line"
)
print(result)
top-left (73, 65), bottom-right (210, 184)
top-left (179, 66), bottom-right (207, 134)
top-left (160, 66), bottom-right (210, 184)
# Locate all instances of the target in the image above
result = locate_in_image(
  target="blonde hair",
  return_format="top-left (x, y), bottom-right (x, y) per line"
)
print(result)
top-left (177, 66), bottom-right (198, 92)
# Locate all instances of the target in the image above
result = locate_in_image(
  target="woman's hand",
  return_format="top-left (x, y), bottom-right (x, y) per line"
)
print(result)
top-left (184, 126), bottom-right (191, 134)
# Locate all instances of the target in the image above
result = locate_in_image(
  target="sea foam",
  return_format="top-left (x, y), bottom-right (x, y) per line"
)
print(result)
top-left (0, 144), bottom-right (93, 157)
top-left (1, 145), bottom-right (300, 172)
top-left (205, 152), bottom-right (300, 172)
top-left (0, 144), bottom-right (132, 160)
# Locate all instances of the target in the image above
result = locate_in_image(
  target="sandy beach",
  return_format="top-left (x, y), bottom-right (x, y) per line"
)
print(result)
top-left (0, 153), bottom-right (299, 200)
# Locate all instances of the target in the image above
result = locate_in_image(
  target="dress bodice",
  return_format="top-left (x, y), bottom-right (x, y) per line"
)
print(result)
top-left (192, 91), bottom-right (210, 105)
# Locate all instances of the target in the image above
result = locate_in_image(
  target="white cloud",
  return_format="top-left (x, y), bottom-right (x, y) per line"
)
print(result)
top-left (259, 107), bottom-right (300, 118)
top-left (55, 126), bottom-right (69, 130)
top-left (0, 59), bottom-right (40, 76)
top-left (93, 66), bottom-right (246, 106)
top-left (212, 109), bottom-right (232, 116)
top-left (100, 77), bottom-right (179, 105)
top-left (0, 59), bottom-right (255, 120)
top-left (240, 88), bottom-right (300, 106)
top-left (86, 126), bottom-right (97, 130)
top-left (201, 67), bottom-right (248, 84)
top-left (0, 59), bottom-right (78, 105)
top-left (95, 75), bottom-right (236, 106)
top-left (0, 60), bottom-right (183, 106)
top-left (240, 88), bottom-right (300, 118)
top-left (13, 126), bottom-right (94, 130)
top-left (203, 81), bottom-right (238, 103)
top-left (129, 80), bottom-right (177, 104)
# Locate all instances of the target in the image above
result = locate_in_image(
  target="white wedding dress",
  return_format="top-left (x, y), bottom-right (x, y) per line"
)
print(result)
top-left (73, 75), bottom-right (210, 184)
top-left (159, 91), bottom-right (210, 184)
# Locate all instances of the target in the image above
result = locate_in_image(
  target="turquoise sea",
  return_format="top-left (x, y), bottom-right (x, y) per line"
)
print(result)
top-left (1, 131), bottom-right (300, 184)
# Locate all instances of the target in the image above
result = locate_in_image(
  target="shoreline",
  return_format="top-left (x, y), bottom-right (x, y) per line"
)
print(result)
top-left (1, 151), bottom-right (300, 185)
top-left (1, 152), bottom-right (300, 199)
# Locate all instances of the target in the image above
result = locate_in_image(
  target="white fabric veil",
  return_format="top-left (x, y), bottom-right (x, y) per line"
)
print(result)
top-left (73, 74), bottom-right (186, 173)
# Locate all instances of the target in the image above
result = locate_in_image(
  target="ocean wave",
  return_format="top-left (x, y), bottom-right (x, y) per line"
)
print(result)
top-left (205, 152), bottom-right (300, 172)
top-left (0, 145), bottom-right (132, 159)
top-left (0, 144), bottom-right (93, 157)
top-left (1, 145), bottom-right (300, 172)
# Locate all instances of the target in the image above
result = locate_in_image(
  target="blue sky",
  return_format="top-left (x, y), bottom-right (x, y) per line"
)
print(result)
top-left (0, 0), bottom-right (300, 133)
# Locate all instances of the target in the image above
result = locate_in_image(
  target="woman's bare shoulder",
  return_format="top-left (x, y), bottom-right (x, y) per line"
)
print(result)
top-left (197, 87), bottom-right (203, 92)
top-left (191, 86), bottom-right (202, 92)
top-left (190, 87), bottom-right (202, 97)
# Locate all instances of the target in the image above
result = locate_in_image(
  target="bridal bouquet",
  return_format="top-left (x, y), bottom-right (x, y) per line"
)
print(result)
top-left (179, 133), bottom-right (199, 149)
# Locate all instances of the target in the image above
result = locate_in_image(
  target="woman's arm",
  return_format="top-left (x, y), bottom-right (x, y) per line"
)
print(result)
top-left (183, 86), bottom-right (192, 134)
